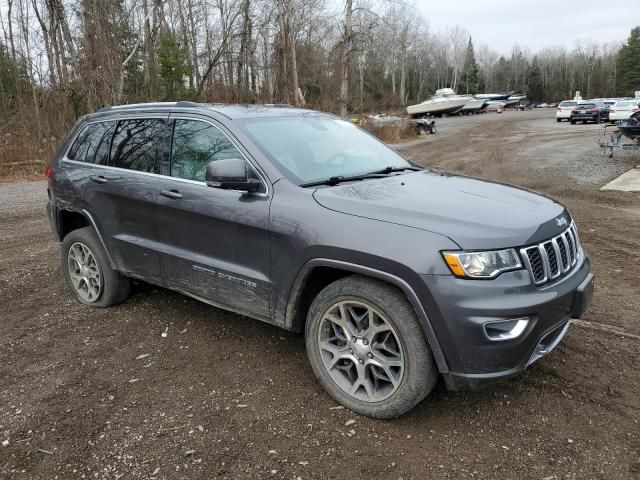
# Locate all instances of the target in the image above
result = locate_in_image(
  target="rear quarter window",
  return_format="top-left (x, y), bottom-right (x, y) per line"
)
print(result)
top-left (67, 122), bottom-right (114, 164)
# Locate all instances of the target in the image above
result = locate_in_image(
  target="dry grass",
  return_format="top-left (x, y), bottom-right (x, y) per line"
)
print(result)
top-left (361, 121), bottom-right (417, 143)
top-left (0, 130), bottom-right (58, 180)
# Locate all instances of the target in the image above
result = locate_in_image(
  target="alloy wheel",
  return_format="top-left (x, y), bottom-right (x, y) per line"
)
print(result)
top-left (317, 300), bottom-right (405, 402)
top-left (67, 241), bottom-right (102, 302)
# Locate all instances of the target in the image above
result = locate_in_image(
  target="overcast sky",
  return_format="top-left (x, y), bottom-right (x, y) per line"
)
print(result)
top-left (417, 0), bottom-right (639, 54)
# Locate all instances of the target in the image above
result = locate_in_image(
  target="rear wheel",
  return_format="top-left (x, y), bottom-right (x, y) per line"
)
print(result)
top-left (305, 275), bottom-right (438, 418)
top-left (61, 227), bottom-right (130, 307)
top-left (556, 118), bottom-right (561, 123)
top-left (570, 119), bottom-right (576, 125)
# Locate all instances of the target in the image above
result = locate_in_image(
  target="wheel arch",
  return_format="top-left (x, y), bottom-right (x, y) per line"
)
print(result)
top-left (285, 258), bottom-right (449, 373)
top-left (56, 208), bottom-right (116, 269)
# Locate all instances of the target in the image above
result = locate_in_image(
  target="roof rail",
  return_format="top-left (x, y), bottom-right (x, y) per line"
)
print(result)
top-left (263, 103), bottom-right (295, 108)
top-left (96, 101), bottom-right (202, 113)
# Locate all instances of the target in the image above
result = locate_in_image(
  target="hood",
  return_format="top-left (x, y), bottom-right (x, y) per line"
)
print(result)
top-left (312, 171), bottom-right (568, 249)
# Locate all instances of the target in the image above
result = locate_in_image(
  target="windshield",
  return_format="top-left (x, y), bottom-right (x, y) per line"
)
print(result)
top-left (239, 116), bottom-right (412, 185)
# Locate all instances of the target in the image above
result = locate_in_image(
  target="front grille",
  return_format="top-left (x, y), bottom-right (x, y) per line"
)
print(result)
top-left (521, 223), bottom-right (582, 285)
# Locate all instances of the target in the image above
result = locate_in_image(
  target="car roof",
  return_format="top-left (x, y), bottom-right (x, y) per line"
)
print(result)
top-left (90, 102), bottom-right (328, 120)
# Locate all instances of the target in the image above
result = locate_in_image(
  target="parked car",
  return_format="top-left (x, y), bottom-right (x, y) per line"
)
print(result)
top-left (556, 100), bottom-right (577, 122)
top-left (570, 101), bottom-right (609, 124)
top-left (46, 102), bottom-right (594, 418)
top-left (609, 100), bottom-right (640, 122)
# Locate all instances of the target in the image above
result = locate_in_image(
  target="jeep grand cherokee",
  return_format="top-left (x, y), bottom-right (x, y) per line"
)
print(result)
top-left (46, 102), bottom-right (594, 418)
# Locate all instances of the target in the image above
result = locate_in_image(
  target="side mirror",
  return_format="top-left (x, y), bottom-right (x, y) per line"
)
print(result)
top-left (205, 158), bottom-right (261, 193)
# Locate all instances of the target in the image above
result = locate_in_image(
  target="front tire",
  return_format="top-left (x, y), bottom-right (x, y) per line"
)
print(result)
top-left (61, 227), bottom-right (130, 307)
top-left (305, 275), bottom-right (438, 418)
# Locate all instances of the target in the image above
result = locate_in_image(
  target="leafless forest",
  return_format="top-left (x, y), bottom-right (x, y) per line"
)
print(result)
top-left (0, 0), bottom-right (631, 174)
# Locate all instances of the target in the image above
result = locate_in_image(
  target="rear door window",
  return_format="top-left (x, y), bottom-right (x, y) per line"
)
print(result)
top-left (170, 119), bottom-right (244, 182)
top-left (110, 119), bottom-right (168, 174)
top-left (67, 122), bottom-right (114, 165)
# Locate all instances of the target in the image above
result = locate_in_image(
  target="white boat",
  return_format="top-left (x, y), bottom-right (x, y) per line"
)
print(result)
top-left (474, 93), bottom-right (512, 101)
top-left (459, 98), bottom-right (488, 114)
top-left (407, 88), bottom-right (473, 117)
top-left (505, 94), bottom-right (526, 106)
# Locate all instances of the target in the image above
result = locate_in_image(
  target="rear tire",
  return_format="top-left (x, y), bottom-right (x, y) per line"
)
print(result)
top-left (570, 119), bottom-right (576, 125)
top-left (305, 275), bottom-right (438, 418)
top-left (556, 118), bottom-right (561, 123)
top-left (61, 227), bottom-right (130, 307)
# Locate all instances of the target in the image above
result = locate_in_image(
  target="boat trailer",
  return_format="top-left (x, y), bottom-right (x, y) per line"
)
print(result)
top-left (599, 123), bottom-right (640, 159)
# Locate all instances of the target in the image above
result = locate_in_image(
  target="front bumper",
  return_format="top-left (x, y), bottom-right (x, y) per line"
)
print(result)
top-left (419, 256), bottom-right (593, 390)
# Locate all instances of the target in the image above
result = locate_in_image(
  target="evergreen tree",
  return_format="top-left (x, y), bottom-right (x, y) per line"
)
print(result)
top-left (461, 38), bottom-right (480, 94)
top-left (527, 56), bottom-right (544, 101)
top-left (616, 26), bottom-right (640, 96)
top-left (157, 34), bottom-right (193, 100)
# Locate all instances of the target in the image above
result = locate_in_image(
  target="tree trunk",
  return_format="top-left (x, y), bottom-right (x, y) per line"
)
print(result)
top-left (339, 0), bottom-right (353, 117)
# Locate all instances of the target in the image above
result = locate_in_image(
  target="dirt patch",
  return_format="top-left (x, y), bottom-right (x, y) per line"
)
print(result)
top-left (1, 110), bottom-right (639, 479)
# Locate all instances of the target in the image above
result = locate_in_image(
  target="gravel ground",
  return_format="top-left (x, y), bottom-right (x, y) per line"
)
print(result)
top-left (1, 109), bottom-right (639, 479)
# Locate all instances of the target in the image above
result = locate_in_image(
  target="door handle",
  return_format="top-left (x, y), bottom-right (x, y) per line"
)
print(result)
top-left (89, 175), bottom-right (108, 184)
top-left (160, 189), bottom-right (183, 200)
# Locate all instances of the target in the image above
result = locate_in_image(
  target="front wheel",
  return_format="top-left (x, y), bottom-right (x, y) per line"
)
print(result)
top-left (305, 275), bottom-right (438, 418)
top-left (61, 227), bottom-right (130, 307)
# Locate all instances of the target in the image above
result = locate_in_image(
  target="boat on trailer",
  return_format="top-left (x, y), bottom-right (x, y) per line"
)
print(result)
top-left (458, 98), bottom-right (489, 114)
top-left (474, 92), bottom-right (512, 101)
top-left (406, 88), bottom-right (473, 118)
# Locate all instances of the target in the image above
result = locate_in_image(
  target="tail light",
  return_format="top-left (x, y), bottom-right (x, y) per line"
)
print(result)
top-left (571, 107), bottom-right (577, 112)
top-left (590, 108), bottom-right (598, 113)
top-left (633, 106), bottom-right (639, 112)
top-left (610, 108), bottom-right (616, 113)
top-left (45, 166), bottom-right (53, 179)
top-left (557, 108), bottom-right (561, 111)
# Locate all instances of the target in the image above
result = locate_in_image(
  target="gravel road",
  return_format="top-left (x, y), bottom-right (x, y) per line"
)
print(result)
top-left (1, 109), bottom-right (639, 479)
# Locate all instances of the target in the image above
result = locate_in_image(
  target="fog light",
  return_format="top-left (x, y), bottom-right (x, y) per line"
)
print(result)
top-left (483, 318), bottom-right (529, 341)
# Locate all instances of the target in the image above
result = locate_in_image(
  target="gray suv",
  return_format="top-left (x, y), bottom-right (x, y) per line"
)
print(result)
top-left (46, 102), bottom-right (594, 418)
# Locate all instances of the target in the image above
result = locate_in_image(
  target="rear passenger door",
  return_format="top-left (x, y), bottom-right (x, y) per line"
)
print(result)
top-left (80, 117), bottom-right (170, 282)
top-left (153, 116), bottom-right (272, 320)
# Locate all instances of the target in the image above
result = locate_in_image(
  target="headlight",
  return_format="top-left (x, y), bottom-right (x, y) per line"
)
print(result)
top-left (442, 249), bottom-right (522, 279)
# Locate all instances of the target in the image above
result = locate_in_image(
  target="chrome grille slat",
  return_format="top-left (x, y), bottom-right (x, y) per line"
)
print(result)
top-left (559, 234), bottom-right (571, 270)
top-left (538, 244), bottom-right (551, 281)
top-left (520, 223), bottom-right (582, 286)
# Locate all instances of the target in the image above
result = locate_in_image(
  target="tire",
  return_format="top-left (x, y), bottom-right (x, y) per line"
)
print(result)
top-left (556, 118), bottom-right (561, 123)
top-left (305, 275), bottom-right (438, 418)
top-left (61, 227), bottom-right (130, 307)
top-left (595, 115), bottom-right (600, 124)
top-left (430, 124), bottom-right (437, 134)
top-left (570, 119), bottom-right (576, 125)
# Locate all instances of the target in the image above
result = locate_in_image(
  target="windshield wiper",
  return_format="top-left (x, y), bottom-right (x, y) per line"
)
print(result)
top-left (301, 174), bottom-right (380, 188)
top-left (367, 166), bottom-right (422, 175)
top-left (300, 166), bottom-right (421, 188)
